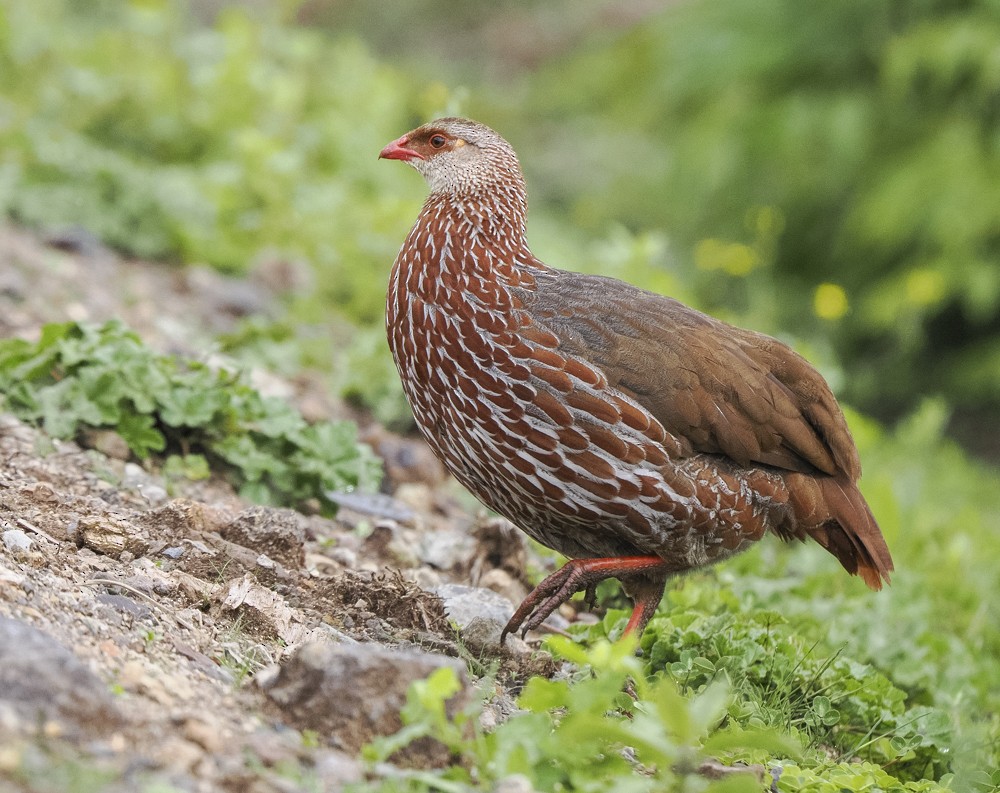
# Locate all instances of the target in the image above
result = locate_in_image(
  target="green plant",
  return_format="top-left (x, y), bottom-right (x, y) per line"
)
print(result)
top-left (0, 320), bottom-right (380, 513)
top-left (361, 638), bottom-right (797, 793)
top-left (581, 589), bottom-right (954, 782)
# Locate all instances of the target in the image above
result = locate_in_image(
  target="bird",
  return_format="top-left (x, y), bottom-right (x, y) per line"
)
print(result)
top-left (379, 117), bottom-right (893, 645)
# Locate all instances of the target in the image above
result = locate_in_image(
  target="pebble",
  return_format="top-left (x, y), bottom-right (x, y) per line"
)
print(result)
top-left (79, 428), bottom-right (131, 461)
top-left (77, 514), bottom-right (150, 559)
top-left (182, 717), bottom-right (226, 753)
top-left (2, 530), bottom-right (32, 554)
top-left (434, 583), bottom-right (514, 629)
top-left (418, 528), bottom-right (475, 570)
top-left (121, 462), bottom-right (149, 490)
top-left (459, 615), bottom-right (507, 654)
top-left (222, 506), bottom-right (305, 569)
top-left (328, 547), bottom-right (357, 568)
top-left (137, 484), bottom-right (168, 506)
top-left (324, 490), bottom-right (416, 523)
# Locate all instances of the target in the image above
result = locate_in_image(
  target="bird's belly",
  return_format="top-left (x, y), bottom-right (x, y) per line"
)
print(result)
top-left (391, 319), bottom-right (772, 569)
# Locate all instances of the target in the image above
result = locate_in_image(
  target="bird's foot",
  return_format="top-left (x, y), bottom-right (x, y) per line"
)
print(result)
top-left (501, 560), bottom-right (593, 643)
top-left (500, 555), bottom-right (668, 645)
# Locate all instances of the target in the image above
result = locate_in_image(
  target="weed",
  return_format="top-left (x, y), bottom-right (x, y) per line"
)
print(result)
top-left (0, 320), bottom-right (381, 514)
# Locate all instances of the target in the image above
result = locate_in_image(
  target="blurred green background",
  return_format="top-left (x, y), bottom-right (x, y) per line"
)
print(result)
top-left (2, 2), bottom-right (1000, 790)
top-left (3, 0), bottom-right (1000, 455)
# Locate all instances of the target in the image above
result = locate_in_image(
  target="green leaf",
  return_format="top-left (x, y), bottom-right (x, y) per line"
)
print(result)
top-left (117, 413), bottom-right (165, 458)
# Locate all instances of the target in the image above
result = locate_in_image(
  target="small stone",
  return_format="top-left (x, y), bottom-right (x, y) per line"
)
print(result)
top-left (393, 482), bottom-right (436, 513)
top-left (121, 462), bottom-right (148, 489)
top-left (459, 615), bottom-right (506, 654)
top-left (21, 481), bottom-right (60, 503)
top-left (182, 717), bottom-right (226, 753)
top-left (419, 528), bottom-right (475, 570)
top-left (136, 499), bottom-right (220, 539)
top-left (325, 491), bottom-right (416, 523)
top-left (361, 522), bottom-right (418, 567)
top-left (0, 561), bottom-right (25, 587)
top-left (360, 427), bottom-right (446, 489)
top-left (477, 568), bottom-right (523, 605)
top-left (254, 553), bottom-right (279, 587)
top-left (96, 593), bottom-right (154, 621)
top-left (78, 514), bottom-right (150, 559)
top-left (329, 547), bottom-right (357, 568)
top-left (137, 484), bottom-right (168, 506)
top-left (79, 428), bottom-right (132, 461)
top-left (241, 726), bottom-right (303, 768)
top-left (157, 736), bottom-right (204, 773)
top-left (223, 573), bottom-right (297, 642)
top-left (408, 567), bottom-right (443, 591)
top-left (435, 583), bottom-right (514, 630)
top-left (2, 530), bottom-right (32, 554)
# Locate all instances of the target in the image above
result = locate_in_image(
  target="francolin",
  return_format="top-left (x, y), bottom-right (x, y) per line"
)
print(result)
top-left (380, 118), bottom-right (893, 644)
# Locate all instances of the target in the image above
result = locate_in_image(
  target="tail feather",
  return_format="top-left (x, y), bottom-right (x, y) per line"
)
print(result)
top-left (810, 477), bottom-right (893, 590)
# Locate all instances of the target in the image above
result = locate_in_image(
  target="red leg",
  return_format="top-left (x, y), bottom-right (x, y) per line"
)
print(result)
top-left (620, 576), bottom-right (667, 638)
top-left (501, 555), bottom-right (669, 644)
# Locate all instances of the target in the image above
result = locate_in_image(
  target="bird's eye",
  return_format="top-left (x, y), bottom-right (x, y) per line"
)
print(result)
top-left (429, 134), bottom-right (448, 149)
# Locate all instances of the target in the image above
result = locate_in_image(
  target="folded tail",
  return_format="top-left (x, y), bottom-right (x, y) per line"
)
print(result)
top-left (783, 473), bottom-right (894, 590)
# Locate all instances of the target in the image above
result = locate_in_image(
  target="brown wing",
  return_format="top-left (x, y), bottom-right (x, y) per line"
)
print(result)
top-left (524, 270), bottom-right (861, 479)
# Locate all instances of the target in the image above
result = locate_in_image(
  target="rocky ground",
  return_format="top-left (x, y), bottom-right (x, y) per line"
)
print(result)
top-left (0, 225), bottom-right (563, 792)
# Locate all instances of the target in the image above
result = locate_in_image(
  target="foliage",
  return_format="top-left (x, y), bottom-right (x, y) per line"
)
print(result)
top-left (600, 398), bottom-right (1000, 790)
top-left (337, 325), bottom-right (414, 429)
top-left (498, 0), bottom-right (1000, 423)
top-left (589, 591), bottom-right (953, 782)
top-left (354, 637), bottom-right (971, 793)
top-left (360, 638), bottom-right (798, 793)
top-left (4, 0), bottom-right (1000, 427)
top-left (0, 0), bottom-right (703, 427)
top-left (0, 320), bottom-right (381, 512)
top-left (0, 0), bottom-right (435, 326)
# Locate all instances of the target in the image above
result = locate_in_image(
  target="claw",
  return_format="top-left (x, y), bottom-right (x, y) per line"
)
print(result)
top-left (499, 555), bottom-right (670, 645)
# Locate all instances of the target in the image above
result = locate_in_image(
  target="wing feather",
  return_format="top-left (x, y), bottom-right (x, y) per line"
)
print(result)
top-left (524, 271), bottom-right (860, 478)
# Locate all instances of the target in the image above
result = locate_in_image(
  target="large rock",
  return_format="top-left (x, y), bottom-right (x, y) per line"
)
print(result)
top-left (258, 640), bottom-right (469, 767)
top-left (0, 617), bottom-right (122, 739)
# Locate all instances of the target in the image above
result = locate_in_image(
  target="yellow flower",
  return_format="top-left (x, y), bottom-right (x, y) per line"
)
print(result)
top-left (814, 283), bottom-right (849, 320)
top-left (695, 239), bottom-right (758, 277)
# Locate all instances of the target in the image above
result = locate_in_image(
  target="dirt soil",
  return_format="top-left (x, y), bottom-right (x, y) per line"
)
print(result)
top-left (0, 225), bottom-right (564, 792)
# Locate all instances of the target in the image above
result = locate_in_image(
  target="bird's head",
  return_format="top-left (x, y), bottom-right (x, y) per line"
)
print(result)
top-left (379, 117), bottom-right (524, 197)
